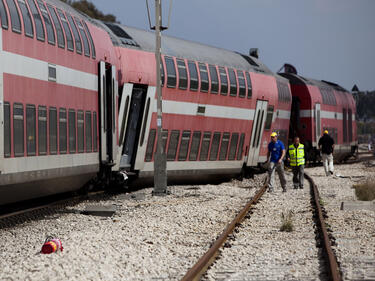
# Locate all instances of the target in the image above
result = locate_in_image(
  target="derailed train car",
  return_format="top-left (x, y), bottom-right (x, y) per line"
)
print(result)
top-left (280, 67), bottom-right (357, 162)
top-left (0, 0), bottom-right (291, 205)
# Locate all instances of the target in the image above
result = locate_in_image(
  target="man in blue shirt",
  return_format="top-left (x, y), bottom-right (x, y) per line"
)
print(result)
top-left (267, 132), bottom-right (287, 192)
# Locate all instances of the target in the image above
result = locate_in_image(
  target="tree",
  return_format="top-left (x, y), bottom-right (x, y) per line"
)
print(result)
top-left (61, 0), bottom-right (118, 23)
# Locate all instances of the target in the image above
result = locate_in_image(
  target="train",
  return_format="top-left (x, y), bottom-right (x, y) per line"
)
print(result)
top-left (0, 0), bottom-right (357, 205)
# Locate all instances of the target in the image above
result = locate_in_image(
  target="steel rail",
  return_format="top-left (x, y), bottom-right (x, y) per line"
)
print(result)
top-left (181, 178), bottom-right (268, 281)
top-left (305, 173), bottom-right (342, 281)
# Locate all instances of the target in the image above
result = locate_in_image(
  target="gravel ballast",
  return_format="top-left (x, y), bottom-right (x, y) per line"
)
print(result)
top-left (1, 161), bottom-right (373, 280)
top-left (0, 176), bottom-right (263, 281)
top-left (308, 161), bottom-right (375, 281)
top-left (204, 170), bottom-right (325, 281)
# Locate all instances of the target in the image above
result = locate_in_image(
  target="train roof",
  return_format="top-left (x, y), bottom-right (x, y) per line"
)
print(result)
top-left (279, 73), bottom-right (349, 93)
top-left (45, 1), bottom-right (275, 76)
top-left (96, 22), bottom-right (274, 75)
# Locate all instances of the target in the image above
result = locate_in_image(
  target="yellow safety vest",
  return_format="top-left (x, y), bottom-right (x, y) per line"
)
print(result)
top-left (288, 144), bottom-right (305, 166)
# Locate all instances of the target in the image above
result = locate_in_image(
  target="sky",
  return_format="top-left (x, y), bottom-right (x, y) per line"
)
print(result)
top-left (89, 0), bottom-right (375, 91)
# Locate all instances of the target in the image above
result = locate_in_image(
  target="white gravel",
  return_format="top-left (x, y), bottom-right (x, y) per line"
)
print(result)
top-left (308, 160), bottom-right (375, 281)
top-left (204, 170), bottom-right (325, 281)
top-left (0, 176), bottom-right (263, 281)
top-left (1, 160), bottom-right (373, 281)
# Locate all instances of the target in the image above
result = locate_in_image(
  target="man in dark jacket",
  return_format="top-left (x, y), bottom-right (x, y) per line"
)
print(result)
top-left (318, 130), bottom-right (335, 176)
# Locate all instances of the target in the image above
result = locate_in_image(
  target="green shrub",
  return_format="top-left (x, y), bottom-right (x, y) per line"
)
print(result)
top-left (354, 182), bottom-right (375, 201)
top-left (280, 211), bottom-right (294, 232)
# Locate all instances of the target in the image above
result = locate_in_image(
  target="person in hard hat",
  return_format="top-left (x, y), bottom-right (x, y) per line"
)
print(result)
top-left (267, 132), bottom-right (287, 192)
top-left (287, 136), bottom-right (305, 189)
top-left (318, 130), bottom-right (335, 176)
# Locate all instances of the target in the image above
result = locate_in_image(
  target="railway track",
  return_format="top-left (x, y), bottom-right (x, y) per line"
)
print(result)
top-left (0, 191), bottom-right (107, 229)
top-left (181, 173), bottom-right (342, 281)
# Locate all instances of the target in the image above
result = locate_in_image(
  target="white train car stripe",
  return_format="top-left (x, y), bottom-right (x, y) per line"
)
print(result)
top-left (3, 153), bottom-right (99, 174)
top-left (300, 109), bottom-right (352, 121)
top-left (277, 109), bottom-right (291, 120)
top-left (158, 100), bottom-right (256, 121)
top-left (1, 51), bottom-right (98, 91)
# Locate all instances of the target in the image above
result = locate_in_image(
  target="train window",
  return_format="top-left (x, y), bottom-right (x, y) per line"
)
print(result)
top-left (277, 81), bottom-right (292, 103)
top-left (188, 61), bottom-right (198, 91)
top-left (176, 59), bottom-right (187, 90)
top-left (219, 67), bottom-right (228, 95)
top-left (348, 109), bottom-right (352, 142)
top-left (219, 132), bottom-right (230, 160)
top-left (59, 108), bottom-right (67, 154)
top-left (49, 107), bottom-right (57, 154)
top-left (37, 0), bottom-right (55, 45)
top-left (0, 0), bottom-right (8, 29)
top-left (237, 133), bottom-right (245, 160)
top-left (38, 106), bottom-right (47, 155)
top-left (140, 98), bottom-right (150, 146)
top-left (198, 63), bottom-right (209, 93)
top-left (264, 105), bottom-right (274, 130)
top-left (343, 108), bottom-right (347, 142)
top-left (47, 5), bottom-right (64, 48)
top-left (74, 17), bottom-right (90, 57)
top-left (85, 111), bottom-right (92, 152)
top-left (245, 72), bottom-right (252, 99)
top-left (209, 132), bottom-right (221, 161)
top-left (66, 13), bottom-right (82, 54)
top-left (13, 103), bottom-right (24, 157)
top-left (189, 131), bottom-right (201, 161)
top-left (18, 0), bottom-right (33, 37)
top-left (320, 88), bottom-right (336, 106)
top-left (77, 110), bottom-right (84, 153)
top-left (237, 70), bottom-right (246, 98)
top-left (145, 129), bottom-right (156, 162)
top-left (82, 21), bottom-right (95, 58)
top-left (164, 56), bottom-right (176, 88)
top-left (6, 0), bottom-right (21, 33)
top-left (167, 130), bottom-right (180, 161)
top-left (178, 130), bottom-right (191, 161)
top-left (26, 0), bottom-right (44, 41)
top-left (199, 132), bottom-right (211, 161)
top-left (57, 9), bottom-right (73, 51)
top-left (209, 65), bottom-right (218, 94)
top-left (160, 61), bottom-right (165, 87)
top-left (37, 0), bottom-right (54, 45)
top-left (4, 102), bottom-right (11, 157)
top-left (228, 133), bottom-right (239, 160)
top-left (68, 109), bottom-right (76, 153)
top-left (93, 112), bottom-right (97, 151)
top-left (228, 68), bottom-right (238, 97)
top-left (26, 104), bottom-right (36, 155)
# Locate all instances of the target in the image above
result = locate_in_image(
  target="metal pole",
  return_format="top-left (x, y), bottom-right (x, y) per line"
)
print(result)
top-left (153, 0), bottom-right (167, 195)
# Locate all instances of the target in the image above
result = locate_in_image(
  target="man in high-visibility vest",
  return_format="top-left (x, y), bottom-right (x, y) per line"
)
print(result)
top-left (288, 136), bottom-right (305, 189)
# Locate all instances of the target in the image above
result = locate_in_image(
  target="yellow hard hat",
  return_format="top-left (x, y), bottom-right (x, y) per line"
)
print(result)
top-left (270, 132), bottom-right (278, 137)
top-left (324, 130), bottom-right (328, 134)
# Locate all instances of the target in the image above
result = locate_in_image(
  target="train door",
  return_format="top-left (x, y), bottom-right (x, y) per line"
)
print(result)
top-left (314, 103), bottom-right (321, 145)
top-left (99, 61), bottom-right (118, 166)
top-left (247, 100), bottom-right (268, 166)
top-left (121, 86), bottom-right (148, 169)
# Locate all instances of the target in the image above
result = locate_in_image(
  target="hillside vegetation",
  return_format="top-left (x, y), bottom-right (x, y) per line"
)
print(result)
top-left (61, 0), bottom-right (117, 22)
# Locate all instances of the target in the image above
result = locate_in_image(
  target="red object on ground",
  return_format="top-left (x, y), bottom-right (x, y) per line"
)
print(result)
top-left (41, 237), bottom-right (63, 254)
